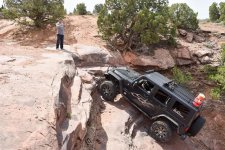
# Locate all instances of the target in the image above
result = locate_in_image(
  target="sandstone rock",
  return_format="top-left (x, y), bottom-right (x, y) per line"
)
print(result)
top-left (177, 47), bottom-right (192, 59)
top-left (171, 47), bottom-right (194, 65)
top-left (123, 49), bottom-right (175, 69)
top-left (192, 48), bottom-right (213, 58)
top-left (176, 59), bottom-right (194, 65)
top-left (186, 33), bottom-right (194, 43)
top-left (203, 41), bottom-right (216, 49)
top-left (178, 29), bottom-right (187, 36)
top-left (194, 34), bottom-right (206, 43)
top-left (199, 56), bottom-right (211, 64)
top-left (71, 44), bottom-right (124, 66)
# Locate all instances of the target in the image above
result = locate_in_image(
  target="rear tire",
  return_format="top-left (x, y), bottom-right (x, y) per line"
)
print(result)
top-left (100, 80), bottom-right (117, 101)
top-left (188, 116), bottom-right (205, 136)
top-left (149, 120), bottom-right (172, 143)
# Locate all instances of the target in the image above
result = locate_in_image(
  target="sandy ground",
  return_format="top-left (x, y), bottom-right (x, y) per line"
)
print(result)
top-left (199, 22), bottom-right (225, 34)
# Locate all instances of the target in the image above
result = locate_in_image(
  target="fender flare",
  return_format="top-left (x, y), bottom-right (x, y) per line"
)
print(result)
top-left (152, 114), bottom-right (181, 133)
top-left (105, 72), bottom-right (123, 94)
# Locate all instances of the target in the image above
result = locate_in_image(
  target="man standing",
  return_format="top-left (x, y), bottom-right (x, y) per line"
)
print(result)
top-left (56, 19), bottom-right (64, 50)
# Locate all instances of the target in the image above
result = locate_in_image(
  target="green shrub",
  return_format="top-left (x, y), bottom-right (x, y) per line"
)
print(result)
top-left (202, 65), bottom-right (217, 75)
top-left (210, 88), bottom-right (221, 100)
top-left (169, 3), bottom-right (199, 30)
top-left (209, 66), bottom-right (225, 100)
top-left (93, 4), bottom-right (103, 14)
top-left (3, 0), bottom-right (65, 28)
top-left (209, 2), bottom-right (220, 22)
top-left (172, 67), bottom-right (192, 84)
top-left (221, 44), bottom-right (225, 64)
top-left (219, 2), bottom-right (225, 22)
top-left (74, 3), bottom-right (87, 15)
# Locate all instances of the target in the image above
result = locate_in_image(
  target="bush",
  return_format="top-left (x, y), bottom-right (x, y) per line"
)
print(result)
top-left (97, 0), bottom-right (176, 50)
top-left (169, 3), bottom-right (199, 30)
top-left (3, 0), bottom-right (65, 28)
top-left (74, 3), bottom-right (87, 15)
top-left (93, 4), bottom-right (103, 14)
top-left (210, 88), bottom-right (221, 100)
top-left (209, 2), bottom-right (220, 22)
top-left (219, 2), bottom-right (225, 22)
top-left (221, 44), bottom-right (225, 65)
top-left (209, 66), bottom-right (225, 100)
top-left (172, 67), bottom-right (192, 85)
top-left (0, 5), bottom-right (4, 12)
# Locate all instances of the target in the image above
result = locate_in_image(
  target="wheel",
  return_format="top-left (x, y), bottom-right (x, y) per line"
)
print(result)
top-left (188, 116), bottom-right (205, 136)
top-left (149, 120), bottom-right (172, 142)
top-left (100, 80), bottom-right (117, 101)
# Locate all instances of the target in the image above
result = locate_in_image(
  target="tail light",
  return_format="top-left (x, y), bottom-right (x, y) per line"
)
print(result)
top-left (193, 93), bottom-right (205, 107)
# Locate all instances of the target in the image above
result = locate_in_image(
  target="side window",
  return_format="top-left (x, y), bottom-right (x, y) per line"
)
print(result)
top-left (154, 90), bottom-right (170, 105)
top-left (138, 79), bottom-right (154, 93)
top-left (172, 101), bottom-right (190, 119)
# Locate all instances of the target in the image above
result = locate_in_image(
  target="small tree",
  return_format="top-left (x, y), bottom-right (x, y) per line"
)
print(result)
top-left (93, 4), bottom-right (103, 14)
top-left (169, 3), bottom-right (199, 30)
top-left (3, 0), bottom-right (65, 28)
top-left (98, 0), bottom-right (176, 50)
top-left (0, 5), bottom-right (4, 12)
top-left (64, 8), bottom-right (67, 15)
top-left (219, 2), bottom-right (225, 22)
top-left (209, 2), bottom-right (220, 22)
top-left (73, 8), bottom-right (76, 14)
top-left (75, 3), bottom-right (87, 15)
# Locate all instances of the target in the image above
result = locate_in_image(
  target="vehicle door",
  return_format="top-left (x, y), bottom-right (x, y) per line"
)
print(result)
top-left (123, 77), bottom-right (156, 116)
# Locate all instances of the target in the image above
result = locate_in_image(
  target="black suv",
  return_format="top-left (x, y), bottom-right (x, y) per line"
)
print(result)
top-left (99, 67), bottom-right (206, 142)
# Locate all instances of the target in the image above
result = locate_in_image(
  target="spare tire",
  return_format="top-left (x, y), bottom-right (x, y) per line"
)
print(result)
top-left (188, 116), bottom-right (206, 136)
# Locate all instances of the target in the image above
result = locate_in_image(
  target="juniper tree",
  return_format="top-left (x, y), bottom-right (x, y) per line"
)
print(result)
top-left (74, 3), bottom-right (87, 15)
top-left (219, 2), bottom-right (225, 22)
top-left (3, 0), bottom-right (65, 28)
top-left (169, 3), bottom-right (199, 30)
top-left (93, 4), bottom-right (103, 14)
top-left (97, 0), bottom-right (176, 50)
top-left (209, 2), bottom-right (220, 22)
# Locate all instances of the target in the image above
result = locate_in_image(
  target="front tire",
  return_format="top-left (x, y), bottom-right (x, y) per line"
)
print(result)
top-left (149, 120), bottom-right (172, 143)
top-left (100, 80), bottom-right (117, 101)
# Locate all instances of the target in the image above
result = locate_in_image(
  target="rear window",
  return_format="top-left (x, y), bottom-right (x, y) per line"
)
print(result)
top-left (172, 101), bottom-right (190, 119)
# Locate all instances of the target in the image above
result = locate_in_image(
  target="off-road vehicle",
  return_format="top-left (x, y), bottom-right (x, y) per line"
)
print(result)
top-left (99, 67), bottom-right (206, 142)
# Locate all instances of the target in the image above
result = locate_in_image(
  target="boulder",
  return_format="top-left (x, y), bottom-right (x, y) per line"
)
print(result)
top-left (186, 33), bottom-right (194, 43)
top-left (171, 47), bottom-right (194, 65)
top-left (123, 49), bottom-right (175, 69)
top-left (194, 34), bottom-right (206, 43)
top-left (71, 44), bottom-right (124, 67)
top-left (176, 47), bottom-right (192, 59)
top-left (178, 29), bottom-right (187, 36)
top-left (199, 56), bottom-right (211, 64)
top-left (192, 48), bottom-right (213, 58)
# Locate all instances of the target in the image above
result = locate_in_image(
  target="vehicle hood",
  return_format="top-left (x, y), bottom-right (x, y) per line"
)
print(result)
top-left (112, 68), bottom-right (140, 81)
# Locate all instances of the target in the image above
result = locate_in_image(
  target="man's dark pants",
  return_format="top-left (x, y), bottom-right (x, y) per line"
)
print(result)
top-left (56, 34), bottom-right (64, 49)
